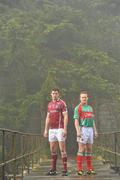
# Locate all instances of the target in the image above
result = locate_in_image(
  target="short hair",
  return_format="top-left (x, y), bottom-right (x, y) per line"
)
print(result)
top-left (51, 88), bottom-right (60, 93)
top-left (80, 90), bottom-right (88, 95)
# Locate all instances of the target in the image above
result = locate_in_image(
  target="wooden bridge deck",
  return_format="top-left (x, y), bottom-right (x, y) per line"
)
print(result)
top-left (23, 157), bottom-right (120, 180)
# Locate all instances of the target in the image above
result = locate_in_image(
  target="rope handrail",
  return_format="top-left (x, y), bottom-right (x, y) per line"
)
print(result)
top-left (95, 131), bottom-right (120, 174)
top-left (0, 128), bottom-right (41, 136)
top-left (98, 131), bottom-right (120, 135)
top-left (0, 128), bottom-right (42, 180)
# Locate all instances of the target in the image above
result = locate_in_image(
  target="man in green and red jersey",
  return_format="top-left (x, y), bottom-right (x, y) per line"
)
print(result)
top-left (74, 91), bottom-right (98, 175)
top-left (43, 88), bottom-right (68, 176)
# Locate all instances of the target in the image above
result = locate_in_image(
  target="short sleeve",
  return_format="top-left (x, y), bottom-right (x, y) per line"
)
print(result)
top-left (73, 106), bottom-right (79, 120)
top-left (61, 101), bottom-right (67, 113)
top-left (47, 104), bottom-right (50, 113)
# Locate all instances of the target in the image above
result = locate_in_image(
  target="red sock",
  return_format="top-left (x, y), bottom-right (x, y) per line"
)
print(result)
top-left (51, 154), bottom-right (57, 170)
top-left (77, 155), bottom-right (83, 171)
top-left (86, 156), bottom-right (93, 170)
top-left (62, 157), bottom-right (67, 172)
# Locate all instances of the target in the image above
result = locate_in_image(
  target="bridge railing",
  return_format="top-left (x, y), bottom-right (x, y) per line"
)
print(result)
top-left (0, 128), bottom-right (42, 180)
top-left (94, 131), bottom-right (120, 174)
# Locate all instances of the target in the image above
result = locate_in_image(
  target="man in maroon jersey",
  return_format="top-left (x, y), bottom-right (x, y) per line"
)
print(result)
top-left (43, 88), bottom-right (68, 176)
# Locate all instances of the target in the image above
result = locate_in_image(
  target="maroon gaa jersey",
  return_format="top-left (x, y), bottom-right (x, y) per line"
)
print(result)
top-left (47, 99), bottom-right (67, 129)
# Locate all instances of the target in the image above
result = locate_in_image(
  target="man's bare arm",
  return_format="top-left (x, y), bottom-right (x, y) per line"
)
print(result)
top-left (62, 112), bottom-right (68, 136)
top-left (74, 119), bottom-right (81, 137)
top-left (93, 121), bottom-right (98, 138)
top-left (43, 113), bottom-right (50, 137)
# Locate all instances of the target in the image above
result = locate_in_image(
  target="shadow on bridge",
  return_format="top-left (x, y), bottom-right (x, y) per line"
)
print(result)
top-left (0, 128), bottom-right (120, 179)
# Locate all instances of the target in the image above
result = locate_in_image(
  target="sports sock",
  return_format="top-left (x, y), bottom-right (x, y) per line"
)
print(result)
top-left (62, 156), bottom-right (67, 172)
top-left (51, 154), bottom-right (57, 170)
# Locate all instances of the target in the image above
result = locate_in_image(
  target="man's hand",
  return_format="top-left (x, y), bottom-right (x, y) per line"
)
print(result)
top-left (94, 131), bottom-right (98, 138)
top-left (43, 130), bottom-right (48, 138)
top-left (77, 131), bottom-right (82, 138)
top-left (62, 129), bottom-right (67, 138)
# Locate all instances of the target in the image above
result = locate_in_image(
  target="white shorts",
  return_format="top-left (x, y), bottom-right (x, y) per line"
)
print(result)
top-left (77, 127), bottom-right (93, 144)
top-left (49, 128), bottom-right (66, 142)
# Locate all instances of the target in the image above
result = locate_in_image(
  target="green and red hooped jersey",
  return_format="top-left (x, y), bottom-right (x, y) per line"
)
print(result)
top-left (73, 104), bottom-right (94, 127)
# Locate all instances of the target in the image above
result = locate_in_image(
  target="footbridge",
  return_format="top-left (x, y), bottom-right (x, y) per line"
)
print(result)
top-left (0, 128), bottom-right (120, 180)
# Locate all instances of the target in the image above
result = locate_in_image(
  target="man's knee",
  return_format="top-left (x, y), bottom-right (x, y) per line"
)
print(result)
top-left (86, 145), bottom-right (92, 152)
top-left (60, 149), bottom-right (67, 157)
top-left (50, 146), bottom-right (57, 153)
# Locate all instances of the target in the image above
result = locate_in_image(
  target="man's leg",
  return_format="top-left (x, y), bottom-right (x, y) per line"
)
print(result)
top-left (49, 141), bottom-right (58, 171)
top-left (59, 141), bottom-right (68, 175)
top-left (56, 128), bottom-right (68, 175)
top-left (77, 143), bottom-right (86, 174)
top-left (77, 127), bottom-right (87, 175)
top-left (47, 129), bottom-right (58, 175)
top-left (86, 144), bottom-right (96, 174)
top-left (86, 128), bottom-right (95, 173)
top-left (86, 144), bottom-right (93, 171)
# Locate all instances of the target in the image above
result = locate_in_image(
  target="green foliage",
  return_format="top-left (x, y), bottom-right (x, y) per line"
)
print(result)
top-left (0, 0), bottom-right (120, 131)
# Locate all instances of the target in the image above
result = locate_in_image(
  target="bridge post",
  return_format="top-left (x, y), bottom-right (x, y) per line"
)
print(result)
top-left (2, 130), bottom-right (5, 180)
top-left (114, 132), bottom-right (117, 170)
top-left (13, 132), bottom-right (17, 180)
top-left (21, 135), bottom-right (24, 180)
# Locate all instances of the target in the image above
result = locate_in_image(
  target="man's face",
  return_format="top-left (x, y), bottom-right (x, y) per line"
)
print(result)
top-left (80, 93), bottom-right (88, 104)
top-left (51, 91), bottom-right (59, 101)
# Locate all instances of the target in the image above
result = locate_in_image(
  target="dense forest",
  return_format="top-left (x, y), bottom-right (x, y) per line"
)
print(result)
top-left (0, 0), bottom-right (120, 133)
